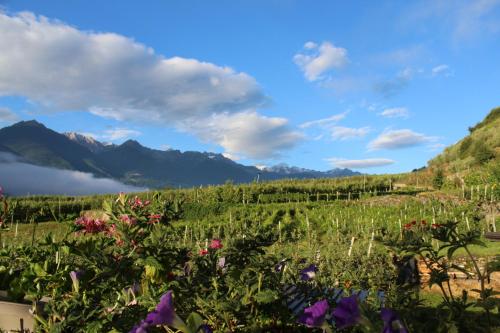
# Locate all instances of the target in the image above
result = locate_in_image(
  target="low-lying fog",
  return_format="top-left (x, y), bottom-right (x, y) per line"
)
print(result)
top-left (0, 152), bottom-right (145, 196)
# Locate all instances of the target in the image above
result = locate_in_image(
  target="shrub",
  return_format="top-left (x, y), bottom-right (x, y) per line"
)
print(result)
top-left (432, 169), bottom-right (445, 189)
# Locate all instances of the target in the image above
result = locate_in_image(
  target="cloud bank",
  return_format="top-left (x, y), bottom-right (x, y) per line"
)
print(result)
top-left (0, 153), bottom-right (144, 196)
top-left (0, 12), bottom-right (301, 159)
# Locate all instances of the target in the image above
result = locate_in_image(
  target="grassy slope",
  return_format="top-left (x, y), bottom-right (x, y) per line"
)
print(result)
top-left (429, 107), bottom-right (500, 172)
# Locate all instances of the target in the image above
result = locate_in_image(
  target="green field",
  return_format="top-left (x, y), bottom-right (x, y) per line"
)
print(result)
top-left (1, 178), bottom-right (499, 332)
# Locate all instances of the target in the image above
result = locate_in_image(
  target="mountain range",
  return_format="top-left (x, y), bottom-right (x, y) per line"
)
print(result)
top-left (0, 120), bottom-right (360, 188)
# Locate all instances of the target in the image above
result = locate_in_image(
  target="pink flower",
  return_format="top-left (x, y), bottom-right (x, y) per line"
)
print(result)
top-left (128, 196), bottom-right (150, 209)
top-left (148, 214), bottom-right (162, 224)
top-left (120, 214), bottom-right (137, 225)
top-left (75, 217), bottom-right (108, 234)
top-left (199, 249), bottom-right (209, 256)
top-left (209, 239), bottom-right (223, 249)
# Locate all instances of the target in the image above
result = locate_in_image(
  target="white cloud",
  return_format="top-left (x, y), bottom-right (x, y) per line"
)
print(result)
top-left (76, 128), bottom-right (141, 142)
top-left (0, 152), bottom-right (144, 196)
top-left (0, 12), bottom-right (302, 159)
top-left (102, 128), bottom-right (141, 141)
top-left (326, 157), bottom-right (395, 169)
top-left (303, 41), bottom-right (317, 49)
top-left (0, 107), bottom-right (19, 122)
top-left (379, 107), bottom-right (409, 118)
top-left (331, 126), bottom-right (370, 140)
top-left (368, 129), bottom-right (435, 150)
top-left (181, 111), bottom-right (303, 160)
top-left (222, 152), bottom-right (240, 161)
top-left (431, 64), bottom-right (452, 76)
top-left (0, 12), bottom-right (267, 121)
top-left (294, 41), bottom-right (349, 81)
top-left (299, 112), bottom-right (348, 129)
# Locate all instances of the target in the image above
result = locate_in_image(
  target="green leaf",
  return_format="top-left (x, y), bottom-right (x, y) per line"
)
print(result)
top-left (186, 312), bottom-right (204, 333)
top-left (254, 290), bottom-right (278, 304)
top-left (32, 263), bottom-right (47, 277)
top-left (102, 200), bottom-right (113, 215)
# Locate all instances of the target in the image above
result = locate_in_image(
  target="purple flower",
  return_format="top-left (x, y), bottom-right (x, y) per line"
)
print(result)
top-left (381, 308), bottom-right (408, 333)
top-left (298, 299), bottom-right (329, 327)
top-left (145, 291), bottom-right (175, 325)
top-left (332, 295), bottom-right (360, 330)
top-left (130, 291), bottom-right (175, 333)
top-left (300, 264), bottom-right (318, 281)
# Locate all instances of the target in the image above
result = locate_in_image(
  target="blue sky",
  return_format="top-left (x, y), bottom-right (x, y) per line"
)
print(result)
top-left (0, 0), bottom-right (499, 173)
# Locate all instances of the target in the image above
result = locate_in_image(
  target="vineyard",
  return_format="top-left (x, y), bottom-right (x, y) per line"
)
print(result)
top-left (0, 176), bottom-right (499, 332)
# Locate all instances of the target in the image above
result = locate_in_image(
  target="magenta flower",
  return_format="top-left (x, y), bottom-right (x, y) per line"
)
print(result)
top-left (148, 214), bottom-right (162, 224)
top-left (332, 295), bottom-right (360, 329)
top-left (129, 196), bottom-right (150, 210)
top-left (381, 308), bottom-right (408, 333)
top-left (75, 216), bottom-right (108, 234)
top-left (120, 214), bottom-right (137, 225)
top-left (298, 299), bottom-right (329, 327)
top-left (209, 239), bottom-right (223, 249)
top-left (300, 264), bottom-right (318, 281)
top-left (130, 291), bottom-right (176, 333)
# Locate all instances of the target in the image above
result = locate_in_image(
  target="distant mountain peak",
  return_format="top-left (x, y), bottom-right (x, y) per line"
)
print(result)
top-left (12, 120), bottom-right (46, 128)
top-left (120, 139), bottom-right (145, 149)
top-left (64, 132), bottom-right (105, 153)
top-left (264, 163), bottom-right (313, 174)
